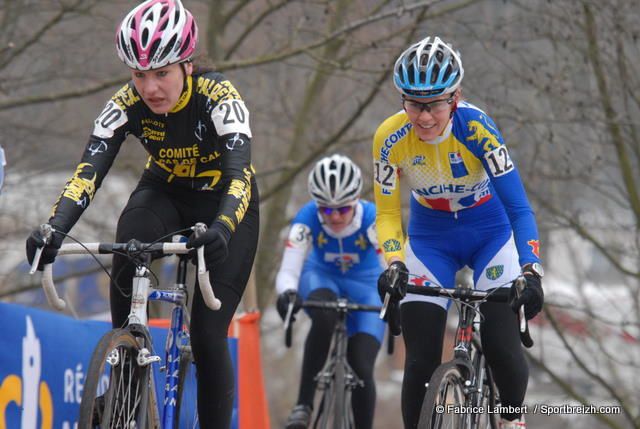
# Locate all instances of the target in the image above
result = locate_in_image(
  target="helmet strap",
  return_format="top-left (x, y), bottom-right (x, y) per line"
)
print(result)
top-left (449, 89), bottom-right (460, 118)
top-left (450, 101), bottom-right (458, 118)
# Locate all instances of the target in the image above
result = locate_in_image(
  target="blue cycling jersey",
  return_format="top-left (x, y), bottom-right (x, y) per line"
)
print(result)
top-left (292, 200), bottom-right (382, 276)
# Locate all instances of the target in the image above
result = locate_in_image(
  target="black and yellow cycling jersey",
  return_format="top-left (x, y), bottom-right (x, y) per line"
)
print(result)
top-left (49, 71), bottom-right (254, 235)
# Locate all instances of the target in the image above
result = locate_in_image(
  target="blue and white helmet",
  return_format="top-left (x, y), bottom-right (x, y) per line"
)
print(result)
top-left (393, 36), bottom-right (464, 98)
top-left (308, 154), bottom-right (362, 207)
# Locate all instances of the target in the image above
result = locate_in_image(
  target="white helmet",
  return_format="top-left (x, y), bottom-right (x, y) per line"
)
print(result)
top-left (308, 154), bottom-right (363, 207)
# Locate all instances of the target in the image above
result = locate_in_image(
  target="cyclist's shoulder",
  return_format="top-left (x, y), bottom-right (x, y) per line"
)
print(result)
top-left (193, 70), bottom-right (245, 104)
top-left (452, 101), bottom-right (504, 153)
top-left (292, 200), bottom-right (319, 225)
top-left (373, 111), bottom-right (413, 159)
top-left (107, 81), bottom-right (144, 112)
top-left (359, 200), bottom-right (377, 224)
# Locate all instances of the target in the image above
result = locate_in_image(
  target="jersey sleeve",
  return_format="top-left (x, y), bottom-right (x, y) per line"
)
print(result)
top-left (275, 205), bottom-right (314, 294)
top-left (205, 77), bottom-right (255, 235)
top-left (373, 120), bottom-right (405, 263)
top-left (459, 108), bottom-right (541, 265)
top-left (366, 222), bottom-right (387, 269)
top-left (48, 85), bottom-right (132, 233)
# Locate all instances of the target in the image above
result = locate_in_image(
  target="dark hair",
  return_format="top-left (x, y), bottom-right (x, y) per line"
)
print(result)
top-left (191, 54), bottom-right (216, 74)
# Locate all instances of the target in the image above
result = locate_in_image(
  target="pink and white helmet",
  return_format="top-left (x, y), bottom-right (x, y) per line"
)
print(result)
top-left (116, 0), bottom-right (198, 70)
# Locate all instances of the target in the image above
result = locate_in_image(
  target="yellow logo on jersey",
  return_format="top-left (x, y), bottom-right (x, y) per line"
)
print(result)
top-left (62, 163), bottom-right (97, 203)
top-left (355, 234), bottom-right (368, 250)
top-left (317, 232), bottom-right (328, 248)
top-left (467, 120), bottom-right (500, 152)
top-left (112, 84), bottom-right (140, 110)
top-left (196, 77), bottom-right (241, 103)
top-left (218, 215), bottom-right (236, 232)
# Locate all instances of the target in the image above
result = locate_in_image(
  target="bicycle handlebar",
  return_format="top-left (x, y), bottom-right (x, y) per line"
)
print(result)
top-left (404, 284), bottom-right (512, 301)
top-left (302, 299), bottom-right (382, 313)
top-left (283, 298), bottom-right (382, 348)
top-left (30, 224), bottom-right (222, 312)
top-left (397, 279), bottom-right (534, 348)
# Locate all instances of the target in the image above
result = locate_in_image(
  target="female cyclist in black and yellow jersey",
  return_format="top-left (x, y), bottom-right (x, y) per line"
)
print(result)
top-left (25, 1), bottom-right (259, 427)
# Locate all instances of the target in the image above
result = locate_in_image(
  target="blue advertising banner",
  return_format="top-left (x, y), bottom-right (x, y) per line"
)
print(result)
top-left (0, 302), bottom-right (238, 429)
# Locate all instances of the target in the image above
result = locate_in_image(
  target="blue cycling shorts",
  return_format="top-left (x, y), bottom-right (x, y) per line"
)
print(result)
top-left (403, 197), bottom-right (520, 310)
top-left (298, 268), bottom-right (385, 343)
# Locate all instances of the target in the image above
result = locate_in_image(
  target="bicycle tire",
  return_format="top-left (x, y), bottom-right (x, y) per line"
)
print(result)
top-left (332, 361), bottom-right (346, 429)
top-left (174, 347), bottom-right (199, 428)
top-left (417, 361), bottom-right (469, 429)
top-left (78, 329), bottom-right (153, 429)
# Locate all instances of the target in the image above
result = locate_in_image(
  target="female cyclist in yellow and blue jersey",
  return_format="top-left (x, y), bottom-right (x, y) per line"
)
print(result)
top-left (373, 36), bottom-right (543, 429)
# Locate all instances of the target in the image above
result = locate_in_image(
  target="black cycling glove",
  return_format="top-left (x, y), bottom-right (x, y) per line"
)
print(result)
top-left (25, 226), bottom-right (65, 271)
top-left (276, 289), bottom-right (302, 322)
top-left (510, 265), bottom-right (544, 320)
top-left (186, 221), bottom-right (231, 270)
top-left (377, 261), bottom-right (409, 303)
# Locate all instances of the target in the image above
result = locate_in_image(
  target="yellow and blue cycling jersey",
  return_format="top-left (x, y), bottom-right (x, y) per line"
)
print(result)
top-left (373, 101), bottom-right (540, 267)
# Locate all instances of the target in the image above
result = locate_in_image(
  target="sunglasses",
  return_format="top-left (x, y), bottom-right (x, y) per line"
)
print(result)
top-left (402, 95), bottom-right (455, 114)
top-left (318, 205), bottom-right (354, 215)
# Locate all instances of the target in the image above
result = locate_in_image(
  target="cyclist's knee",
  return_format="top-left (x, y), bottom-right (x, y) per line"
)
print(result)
top-left (401, 301), bottom-right (447, 351)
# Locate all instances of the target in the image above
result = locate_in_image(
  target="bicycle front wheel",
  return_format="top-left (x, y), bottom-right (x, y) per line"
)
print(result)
top-left (78, 329), bottom-right (152, 429)
top-left (417, 362), bottom-right (468, 429)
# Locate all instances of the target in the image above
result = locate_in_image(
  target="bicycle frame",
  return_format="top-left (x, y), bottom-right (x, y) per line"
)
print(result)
top-left (401, 282), bottom-right (532, 429)
top-left (285, 298), bottom-right (381, 429)
top-left (313, 300), bottom-right (363, 429)
top-left (122, 250), bottom-right (192, 428)
top-left (31, 223), bottom-right (220, 428)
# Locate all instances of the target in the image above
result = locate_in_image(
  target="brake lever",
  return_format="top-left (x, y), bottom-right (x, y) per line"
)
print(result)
top-left (514, 277), bottom-right (527, 333)
top-left (514, 276), bottom-right (534, 348)
top-left (29, 224), bottom-right (53, 275)
top-left (379, 264), bottom-right (400, 320)
top-left (283, 300), bottom-right (294, 332)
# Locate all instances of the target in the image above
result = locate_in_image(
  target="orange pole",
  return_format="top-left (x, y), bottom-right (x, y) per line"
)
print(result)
top-left (237, 311), bottom-right (271, 429)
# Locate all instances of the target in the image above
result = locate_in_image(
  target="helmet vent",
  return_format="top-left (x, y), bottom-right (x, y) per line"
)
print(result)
top-left (180, 34), bottom-right (192, 55)
top-left (130, 40), bottom-right (139, 61)
top-left (431, 64), bottom-right (441, 84)
top-left (149, 38), bottom-right (161, 59)
top-left (141, 28), bottom-right (150, 45)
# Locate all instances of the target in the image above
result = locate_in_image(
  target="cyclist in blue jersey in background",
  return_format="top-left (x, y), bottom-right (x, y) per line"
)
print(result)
top-left (275, 154), bottom-right (386, 429)
top-left (373, 36), bottom-right (544, 429)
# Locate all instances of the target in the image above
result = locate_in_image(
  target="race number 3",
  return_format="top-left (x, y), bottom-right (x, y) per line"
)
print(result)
top-left (484, 146), bottom-right (514, 177)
